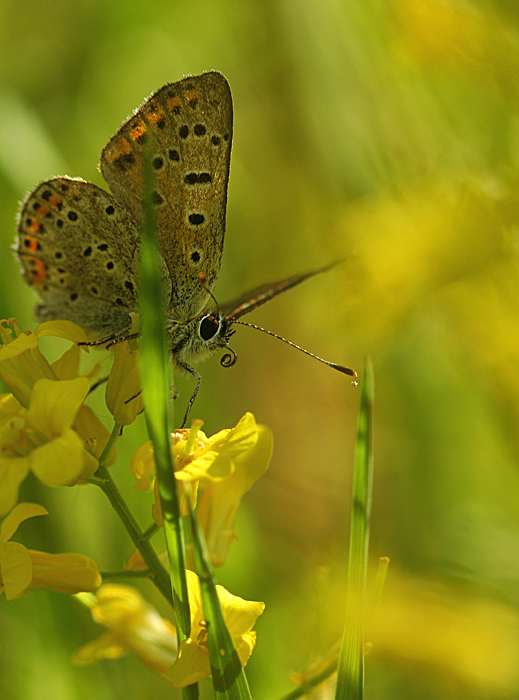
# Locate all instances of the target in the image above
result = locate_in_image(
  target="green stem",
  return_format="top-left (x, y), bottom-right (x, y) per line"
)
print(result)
top-left (141, 522), bottom-right (160, 541)
top-left (276, 657), bottom-right (339, 700)
top-left (94, 463), bottom-right (173, 606)
top-left (98, 422), bottom-right (121, 467)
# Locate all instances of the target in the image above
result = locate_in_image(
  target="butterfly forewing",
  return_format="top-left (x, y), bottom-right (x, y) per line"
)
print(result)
top-left (100, 72), bottom-right (233, 321)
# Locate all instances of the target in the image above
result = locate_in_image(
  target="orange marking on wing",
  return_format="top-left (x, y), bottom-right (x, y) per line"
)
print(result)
top-left (28, 258), bottom-right (48, 284)
top-left (47, 193), bottom-right (62, 209)
top-left (104, 137), bottom-right (131, 163)
top-left (27, 219), bottom-right (41, 233)
top-left (130, 122), bottom-right (147, 142)
top-left (38, 205), bottom-right (50, 217)
top-left (167, 95), bottom-right (181, 111)
top-left (147, 106), bottom-right (165, 124)
top-left (185, 89), bottom-right (199, 102)
top-left (26, 237), bottom-right (39, 252)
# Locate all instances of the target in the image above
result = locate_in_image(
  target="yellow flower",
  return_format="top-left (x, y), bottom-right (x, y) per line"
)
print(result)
top-left (14, 316), bottom-right (143, 426)
top-left (0, 321), bottom-right (117, 513)
top-left (0, 502), bottom-right (101, 600)
top-left (130, 413), bottom-right (272, 547)
top-left (0, 319), bottom-right (55, 408)
top-left (164, 570), bottom-right (265, 688)
top-left (197, 422), bottom-right (273, 566)
top-left (0, 377), bottom-right (100, 514)
top-left (73, 585), bottom-right (178, 672)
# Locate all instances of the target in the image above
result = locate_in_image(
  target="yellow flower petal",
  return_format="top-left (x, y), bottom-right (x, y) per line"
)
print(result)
top-left (28, 377), bottom-right (89, 436)
top-left (0, 456), bottom-right (31, 516)
top-left (0, 324), bottom-right (55, 409)
top-left (208, 413), bottom-right (259, 455)
top-left (29, 550), bottom-right (102, 593)
top-left (51, 345), bottom-right (81, 380)
top-left (166, 637), bottom-right (210, 687)
top-left (73, 584), bottom-right (177, 672)
top-left (123, 548), bottom-right (169, 571)
top-left (1, 540), bottom-right (33, 600)
top-left (30, 429), bottom-right (90, 486)
top-left (124, 549), bottom-right (148, 571)
top-left (49, 339), bottom-right (101, 381)
top-left (0, 326), bottom-right (39, 358)
top-left (91, 584), bottom-right (146, 626)
top-left (130, 440), bottom-right (156, 489)
top-left (35, 321), bottom-right (91, 343)
top-left (166, 570), bottom-right (264, 687)
top-left (234, 631), bottom-right (257, 667)
top-left (0, 394), bottom-right (22, 424)
top-left (197, 424), bottom-right (273, 566)
top-left (73, 630), bottom-right (129, 664)
top-left (105, 342), bottom-right (143, 426)
top-left (216, 584), bottom-right (265, 636)
top-left (0, 502), bottom-right (48, 542)
top-left (179, 413), bottom-right (259, 483)
top-left (74, 405), bottom-right (116, 470)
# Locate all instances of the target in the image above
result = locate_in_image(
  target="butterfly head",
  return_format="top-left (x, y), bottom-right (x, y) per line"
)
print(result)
top-left (169, 310), bottom-right (236, 371)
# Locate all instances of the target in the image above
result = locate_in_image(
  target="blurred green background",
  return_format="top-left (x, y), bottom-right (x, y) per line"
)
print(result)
top-left (2, 0), bottom-right (519, 698)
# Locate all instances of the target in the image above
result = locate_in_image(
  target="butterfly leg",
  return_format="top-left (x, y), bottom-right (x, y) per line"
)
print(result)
top-left (77, 330), bottom-right (139, 349)
top-left (88, 376), bottom-right (109, 394)
top-left (177, 361), bottom-right (202, 428)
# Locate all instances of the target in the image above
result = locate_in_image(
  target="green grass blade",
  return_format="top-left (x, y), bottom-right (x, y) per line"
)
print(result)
top-left (138, 146), bottom-right (196, 698)
top-left (335, 357), bottom-right (374, 700)
top-left (189, 499), bottom-right (253, 700)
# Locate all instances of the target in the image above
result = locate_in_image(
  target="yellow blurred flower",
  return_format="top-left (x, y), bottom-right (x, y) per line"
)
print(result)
top-left (339, 183), bottom-right (503, 338)
top-left (370, 570), bottom-right (519, 694)
top-left (73, 585), bottom-right (178, 672)
top-left (391, 0), bottom-right (487, 74)
top-left (164, 570), bottom-right (265, 688)
top-left (0, 502), bottom-right (101, 600)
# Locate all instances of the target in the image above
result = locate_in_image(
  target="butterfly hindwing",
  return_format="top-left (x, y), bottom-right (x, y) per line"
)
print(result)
top-left (15, 177), bottom-right (164, 334)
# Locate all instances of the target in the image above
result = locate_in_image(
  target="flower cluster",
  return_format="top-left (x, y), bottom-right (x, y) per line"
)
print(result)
top-left (0, 319), bottom-right (271, 688)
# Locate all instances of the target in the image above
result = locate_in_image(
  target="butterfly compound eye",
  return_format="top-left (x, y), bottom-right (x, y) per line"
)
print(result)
top-left (199, 314), bottom-right (220, 340)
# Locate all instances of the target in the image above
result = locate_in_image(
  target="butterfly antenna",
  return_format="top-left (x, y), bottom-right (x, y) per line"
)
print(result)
top-left (233, 320), bottom-right (357, 379)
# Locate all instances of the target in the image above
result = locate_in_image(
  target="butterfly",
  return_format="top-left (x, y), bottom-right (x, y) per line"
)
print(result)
top-left (15, 72), bottom-right (356, 425)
